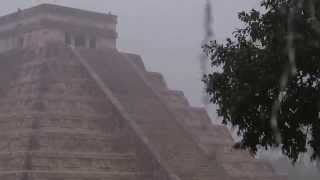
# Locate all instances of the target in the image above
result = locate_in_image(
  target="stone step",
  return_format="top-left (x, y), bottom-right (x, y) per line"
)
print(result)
top-left (146, 72), bottom-right (168, 90)
top-left (0, 116), bottom-right (121, 134)
top-left (159, 90), bottom-right (190, 108)
top-left (202, 144), bottom-right (256, 163)
top-left (237, 176), bottom-right (286, 180)
top-left (16, 63), bottom-right (89, 79)
top-left (0, 98), bottom-right (111, 114)
top-left (0, 96), bottom-right (107, 104)
top-left (180, 162), bottom-right (231, 180)
top-left (8, 78), bottom-right (97, 90)
top-left (122, 53), bottom-right (147, 72)
top-left (77, 49), bottom-right (246, 180)
top-left (20, 58), bottom-right (80, 69)
top-left (221, 161), bottom-right (276, 179)
top-left (157, 90), bottom-right (280, 180)
top-left (0, 151), bottom-right (136, 158)
top-left (216, 151), bottom-right (255, 163)
top-left (0, 151), bottom-right (139, 172)
top-left (0, 113), bottom-right (119, 132)
top-left (0, 171), bottom-right (152, 180)
top-left (0, 112), bottom-right (107, 120)
top-left (0, 136), bottom-right (29, 152)
top-left (197, 135), bottom-right (234, 146)
top-left (32, 158), bottom-right (139, 172)
top-left (0, 128), bottom-right (122, 138)
top-left (191, 125), bottom-right (234, 142)
top-left (171, 107), bottom-right (212, 128)
top-left (0, 131), bottom-right (126, 154)
top-left (195, 134), bottom-right (234, 148)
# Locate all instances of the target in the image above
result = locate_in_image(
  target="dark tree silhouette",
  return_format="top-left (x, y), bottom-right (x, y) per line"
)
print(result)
top-left (203, 0), bottom-right (320, 163)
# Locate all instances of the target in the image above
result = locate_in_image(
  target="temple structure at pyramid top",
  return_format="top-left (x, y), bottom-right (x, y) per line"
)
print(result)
top-left (0, 4), bottom-right (118, 53)
top-left (0, 4), bottom-right (286, 180)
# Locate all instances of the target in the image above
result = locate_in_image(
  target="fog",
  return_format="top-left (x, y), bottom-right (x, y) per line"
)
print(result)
top-left (1, 0), bottom-right (319, 179)
top-left (0, 0), bottom-right (259, 113)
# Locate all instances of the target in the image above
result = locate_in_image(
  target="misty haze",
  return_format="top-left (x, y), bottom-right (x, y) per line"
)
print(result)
top-left (0, 0), bottom-right (319, 180)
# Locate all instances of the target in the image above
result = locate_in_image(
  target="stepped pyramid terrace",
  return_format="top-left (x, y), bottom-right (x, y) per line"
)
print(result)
top-left (0, 4), bottom-right (286, 180)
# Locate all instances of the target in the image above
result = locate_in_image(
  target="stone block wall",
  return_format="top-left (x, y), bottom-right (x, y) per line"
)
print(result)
top-left (0, 4), bottom-right (117, 53)
top-left (123, 51), bottom-right (285, 180)
top-left (0, 45), bottom-right (172, 180)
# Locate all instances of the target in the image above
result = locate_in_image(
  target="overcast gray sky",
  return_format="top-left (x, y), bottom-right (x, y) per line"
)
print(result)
top-left (0, 0), bottom-right (260, 120)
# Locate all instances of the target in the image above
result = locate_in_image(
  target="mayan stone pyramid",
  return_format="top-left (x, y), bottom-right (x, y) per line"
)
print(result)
top-left (0, 4), bottom-right (286, 180)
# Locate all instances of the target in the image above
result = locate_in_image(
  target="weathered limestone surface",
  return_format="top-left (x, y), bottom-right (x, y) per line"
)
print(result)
top-left (0, 45), bottom-right (286, 180)
top-left (0, 4), bottom-right (286, 180)
top-left (0, 46), bottom-right (170, 180)
top-left (77, 48), bottom-right (285, 180)
top-left (123, 52), bottom-right (286, 180)
top-left (0, 4), bottom-right (117, 53)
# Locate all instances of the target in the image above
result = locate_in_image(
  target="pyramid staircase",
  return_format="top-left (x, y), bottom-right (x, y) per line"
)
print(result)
top-left (0, 44), bottom-right (286, 180)
top-left (0, 46), bottom-right (169, 180)
top-left (125, 52), bottom-right (286, 180)
top-left (76, 47), bottom-right (285, 180)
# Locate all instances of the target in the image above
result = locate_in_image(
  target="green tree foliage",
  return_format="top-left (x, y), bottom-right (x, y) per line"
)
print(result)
top-left (203, 0), bottom-right (320, 163)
